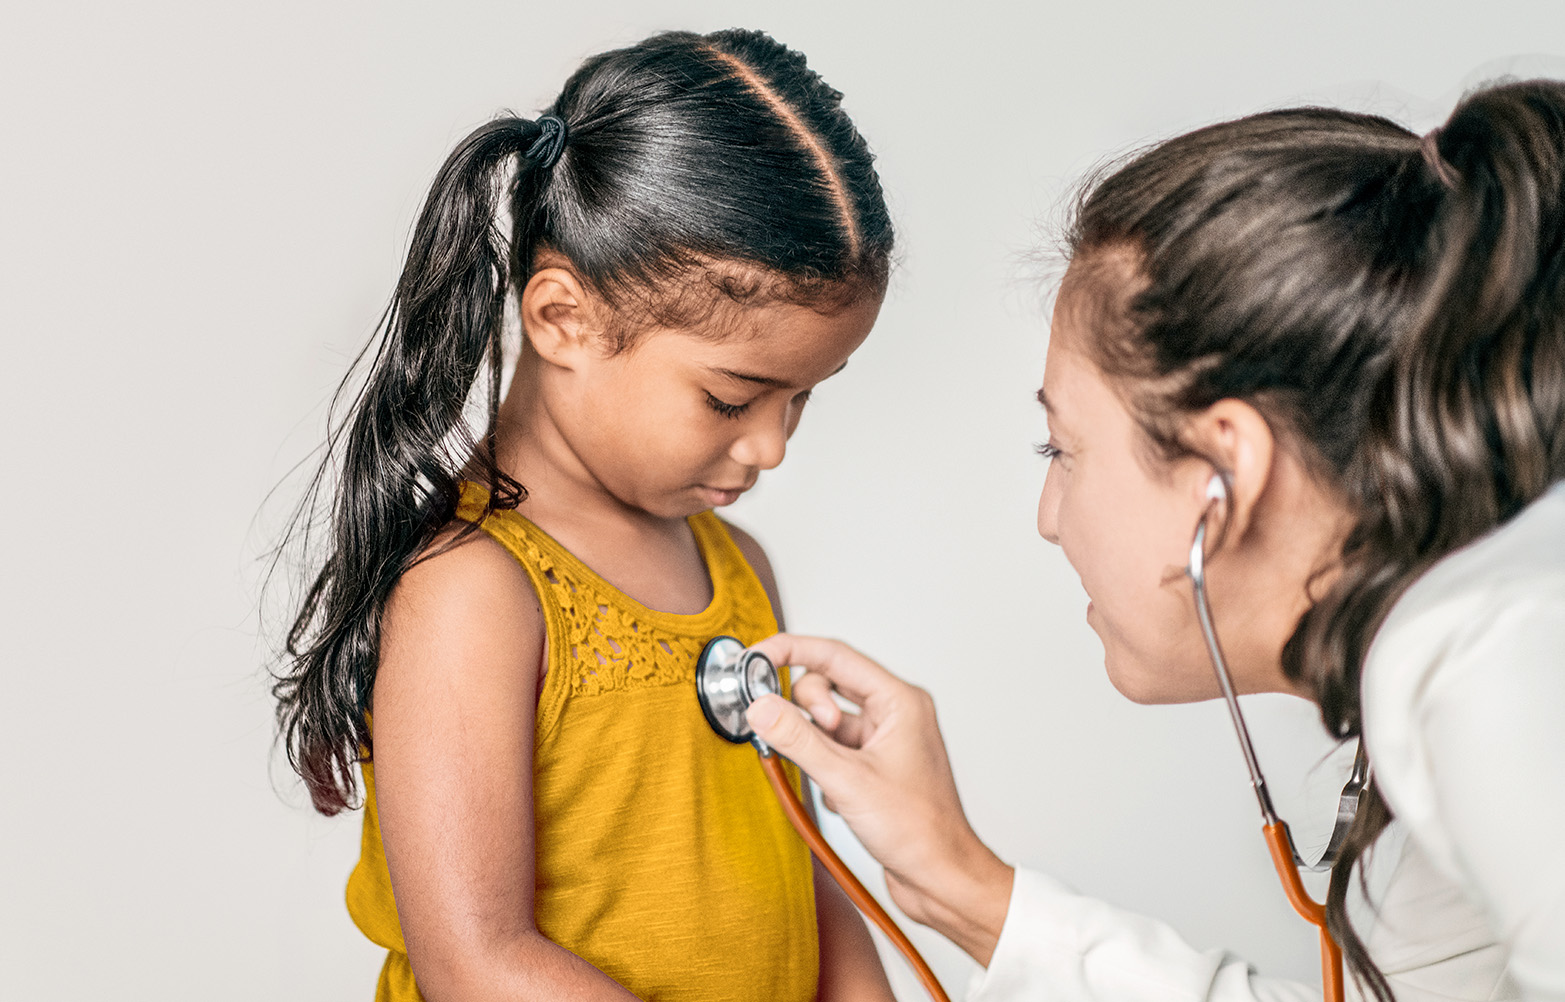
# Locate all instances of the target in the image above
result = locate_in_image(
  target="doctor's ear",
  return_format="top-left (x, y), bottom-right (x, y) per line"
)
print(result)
top-left (1180, 399), bottom-right (1277, 550)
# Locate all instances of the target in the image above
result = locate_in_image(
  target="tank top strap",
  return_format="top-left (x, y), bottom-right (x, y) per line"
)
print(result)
top-left (687, 510), bottom-right (776, 629)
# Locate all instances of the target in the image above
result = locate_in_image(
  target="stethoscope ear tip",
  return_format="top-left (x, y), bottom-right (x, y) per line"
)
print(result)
top-left (1187, 471), bottom-right (1231, 582)
top-left (1206, 472), bottom-right (1227, 503)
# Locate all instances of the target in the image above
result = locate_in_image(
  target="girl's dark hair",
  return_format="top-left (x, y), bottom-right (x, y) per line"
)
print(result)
top-left (273, 29), bottom-right (893, 816)
top-left (1064, 80), bottom-right (1565, 998)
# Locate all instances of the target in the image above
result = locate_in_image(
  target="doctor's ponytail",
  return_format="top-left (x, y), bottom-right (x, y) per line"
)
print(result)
top-left (1066, 78), bottom-right (1565, 1000)
top-left (1333, 81), bottom-right (1565, 642)
top-left (1314, 86), bottom-right (1565, 996)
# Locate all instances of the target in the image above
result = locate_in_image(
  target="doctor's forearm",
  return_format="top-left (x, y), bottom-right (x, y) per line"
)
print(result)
top-left (890, 843), bottom-right (1014, 967)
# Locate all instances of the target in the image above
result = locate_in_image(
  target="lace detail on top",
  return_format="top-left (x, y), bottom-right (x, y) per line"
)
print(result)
top-left (455, 483), bottom-right (778, 706)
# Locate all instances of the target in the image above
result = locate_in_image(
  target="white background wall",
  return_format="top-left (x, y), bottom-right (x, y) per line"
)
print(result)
top-left (3, 2), bottom-right (1560, 998)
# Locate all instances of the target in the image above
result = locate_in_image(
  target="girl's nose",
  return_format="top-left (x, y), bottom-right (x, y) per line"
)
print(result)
top-left (730, 419), bottom-right (788, 471)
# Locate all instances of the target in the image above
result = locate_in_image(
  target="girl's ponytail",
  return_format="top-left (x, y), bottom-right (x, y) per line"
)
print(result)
top-left (275, 115), bottom-right (554, 815)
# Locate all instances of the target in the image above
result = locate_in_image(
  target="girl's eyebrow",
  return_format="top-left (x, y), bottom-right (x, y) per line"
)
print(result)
top-left (711, 361), bottom-right (849, 387)
top-left (1036, 387), bottom-right (1053, 412)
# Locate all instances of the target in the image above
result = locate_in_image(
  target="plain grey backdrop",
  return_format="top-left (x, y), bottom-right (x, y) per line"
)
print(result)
top-left (3, 1), bottom-right (1562, 998)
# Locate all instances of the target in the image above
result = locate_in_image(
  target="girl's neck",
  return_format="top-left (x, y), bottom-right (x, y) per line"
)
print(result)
top-left (478, 348), bottom-right (714, 615)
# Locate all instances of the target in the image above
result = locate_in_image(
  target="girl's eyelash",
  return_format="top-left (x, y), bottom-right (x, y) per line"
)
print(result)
top-left (1035, 442), bottom-right (1061, 460)
top-left (706, 392), bottom-right (751, 419)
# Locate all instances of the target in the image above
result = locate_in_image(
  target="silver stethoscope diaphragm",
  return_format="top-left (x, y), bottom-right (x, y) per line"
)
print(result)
top-left (695, 636), bottom-right (781, 753)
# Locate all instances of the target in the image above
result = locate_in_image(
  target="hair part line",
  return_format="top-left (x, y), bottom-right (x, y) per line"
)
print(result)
top-left (700, 45), bottom-right (863, 257)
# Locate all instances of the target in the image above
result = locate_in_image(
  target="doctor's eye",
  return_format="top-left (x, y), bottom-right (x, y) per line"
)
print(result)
top-left (1034, 442), bottom-right (1062, 461)
top-left (706, 391), bottom-right (752, 419)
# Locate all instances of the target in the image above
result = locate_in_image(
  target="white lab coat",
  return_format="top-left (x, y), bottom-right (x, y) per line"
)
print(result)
top-left (968, 482), bottom-right (1565, 1002)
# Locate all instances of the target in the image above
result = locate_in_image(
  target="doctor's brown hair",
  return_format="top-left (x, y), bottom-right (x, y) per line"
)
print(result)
top-left (1065, 80), bottom-right (1565, 998)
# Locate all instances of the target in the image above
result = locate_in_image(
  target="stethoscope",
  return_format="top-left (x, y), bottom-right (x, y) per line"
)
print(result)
top-left (693, 472), bottom-right (1366, 1002)
top-left (1191, 472), bottom-right (1365, 1002)
top-left (694, 636), bottom-right (953, 1002)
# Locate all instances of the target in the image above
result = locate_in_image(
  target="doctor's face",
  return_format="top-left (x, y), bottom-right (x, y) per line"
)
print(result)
top-left (1034, 278), bottom-right (1227, 703)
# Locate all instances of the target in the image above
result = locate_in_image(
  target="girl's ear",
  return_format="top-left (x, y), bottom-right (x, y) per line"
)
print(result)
top-left (1181, 398), bottom-right (1276, 550)
top-left (519, 263), bottom-right (603, 367)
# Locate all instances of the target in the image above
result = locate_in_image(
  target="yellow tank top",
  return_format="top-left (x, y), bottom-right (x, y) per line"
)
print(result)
top-left (346, 484), bottom-right (818, 1001)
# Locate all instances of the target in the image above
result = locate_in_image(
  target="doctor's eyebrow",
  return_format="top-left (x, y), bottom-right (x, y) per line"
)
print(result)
top-left (711, 361), bottom-right (849, 387)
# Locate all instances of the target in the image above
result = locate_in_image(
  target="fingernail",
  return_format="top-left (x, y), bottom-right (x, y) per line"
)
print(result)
top-left (747, 697), bottom-right (781, 730)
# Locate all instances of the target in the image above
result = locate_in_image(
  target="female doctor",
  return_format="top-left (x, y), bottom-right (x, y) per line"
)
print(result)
top-left (746, 79), bottom-right (1565, 1001)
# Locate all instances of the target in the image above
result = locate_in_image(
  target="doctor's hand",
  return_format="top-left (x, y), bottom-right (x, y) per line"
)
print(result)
top-left (745, 634), bottom-right (1015, 966)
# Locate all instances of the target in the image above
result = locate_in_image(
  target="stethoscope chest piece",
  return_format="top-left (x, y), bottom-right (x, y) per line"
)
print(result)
top-left (695, 635), bottom-right (780, 751)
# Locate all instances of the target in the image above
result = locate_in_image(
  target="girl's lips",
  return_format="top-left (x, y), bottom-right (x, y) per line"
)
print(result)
top-left (699, 485), bottom-right (746, 507)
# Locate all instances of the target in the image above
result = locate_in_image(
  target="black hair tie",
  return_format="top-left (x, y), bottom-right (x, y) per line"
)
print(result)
top-left (525, 115), bottom-right (568, 170)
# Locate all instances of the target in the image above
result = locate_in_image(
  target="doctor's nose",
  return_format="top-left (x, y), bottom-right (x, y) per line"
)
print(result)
top-left (1037, 477), bottom-right (1061, 545)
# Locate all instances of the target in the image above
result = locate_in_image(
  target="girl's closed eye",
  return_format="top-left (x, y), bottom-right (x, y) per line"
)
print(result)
top-left (706, 391), bottom-right (753, 419)
top-left (1035, 441), bottom-right (1063, 461)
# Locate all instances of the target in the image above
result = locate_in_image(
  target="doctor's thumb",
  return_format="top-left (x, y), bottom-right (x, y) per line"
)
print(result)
top-left (748, 695), bottom-right (837, 773)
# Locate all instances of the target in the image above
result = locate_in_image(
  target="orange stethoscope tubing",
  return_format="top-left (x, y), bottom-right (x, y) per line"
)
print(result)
top-left (758, 753), bottom-right (952, 1002)
top-left (1263, 821), bottom-right (1344, 1002)
top-left (1189, 479), bottom-right (1350, 1002)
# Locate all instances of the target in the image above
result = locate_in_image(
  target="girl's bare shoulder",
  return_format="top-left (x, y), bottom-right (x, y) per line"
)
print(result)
top-left (378, 523), bottom-right (546, 698)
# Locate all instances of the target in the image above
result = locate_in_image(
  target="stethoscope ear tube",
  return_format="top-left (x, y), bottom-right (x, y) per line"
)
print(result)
top-left (1187, 489), bottom-right (1350, 1002)
top-left (1263, 821), bottom-right (1345, 1002)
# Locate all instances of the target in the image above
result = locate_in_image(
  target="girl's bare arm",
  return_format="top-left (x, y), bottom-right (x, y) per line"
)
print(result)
top-left (372, 529), bottom-right (639, 1002)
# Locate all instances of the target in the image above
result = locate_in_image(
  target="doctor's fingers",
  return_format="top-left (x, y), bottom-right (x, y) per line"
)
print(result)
top-left (790, 672), bottom-right (842, 727)
top-left (789, 672), bottom-right (860, 739)
top-left (751, 633), bottom-right (902, 709)
top-left (748, 694), bottom-right (864, 788)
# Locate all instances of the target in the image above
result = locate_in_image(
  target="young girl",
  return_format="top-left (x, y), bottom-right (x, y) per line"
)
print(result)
top-left (273, 29), bottom-right (897, 1001)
